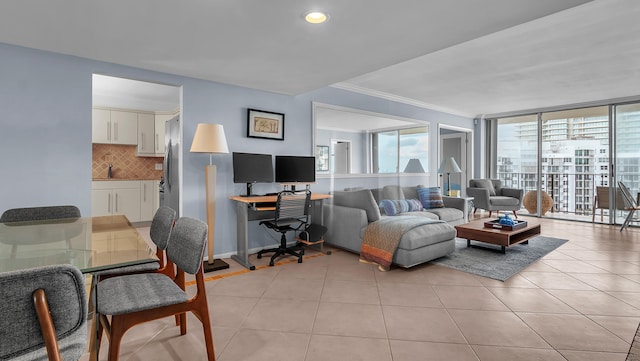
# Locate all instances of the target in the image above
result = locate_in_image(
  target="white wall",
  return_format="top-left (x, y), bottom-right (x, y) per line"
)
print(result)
top-left (0, 42), bottom-right (473, 256)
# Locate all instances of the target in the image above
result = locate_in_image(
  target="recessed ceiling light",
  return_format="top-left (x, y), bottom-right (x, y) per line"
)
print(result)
top-left (304, 11), bottom-right (328, 24)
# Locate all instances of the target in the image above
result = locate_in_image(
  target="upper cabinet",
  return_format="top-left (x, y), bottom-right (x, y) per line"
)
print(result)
top-left (154, 113), bottom-right (176, 156)
top-left (93, 107), bottom-right (178, 157)
top-left (92, 108), bottom-right (137, 145)
top-left (136, 113), bottom-right (155, 156)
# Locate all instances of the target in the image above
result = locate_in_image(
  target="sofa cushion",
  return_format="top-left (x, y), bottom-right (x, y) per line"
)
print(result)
top-left (471, 179), bottom-right (496, 196)
top-left (382, 185), bottom-right (404, 200)
top-left (402, 186), bottom-right (420, 200)
top-left (380, 199), bottom-right (422, 216)
top-left (370, 188), bottom-right (383, 204)
top-left (394, 211), bottom-right (439, 220)
top-left (423, 208), bottom-right (464, 223)
top-left (417, 187), bottom-right (444, 209)
top-left (490, 196), bottom-right (520, 207)
top-left (397, 221), bottom-right (456, 251)
top-left (332, 189), bottom-right (381, 223)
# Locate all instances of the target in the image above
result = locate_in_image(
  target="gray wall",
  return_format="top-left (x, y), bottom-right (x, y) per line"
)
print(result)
top-left (0, 42), bottom-right (473, 256)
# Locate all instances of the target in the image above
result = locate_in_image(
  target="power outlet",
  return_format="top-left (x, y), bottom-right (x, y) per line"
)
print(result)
top-left (155, 163), bottom-right (163, 170)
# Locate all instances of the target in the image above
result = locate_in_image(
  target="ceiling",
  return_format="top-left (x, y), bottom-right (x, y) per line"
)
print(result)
top-left (2, 0), bottom-right (637, 118)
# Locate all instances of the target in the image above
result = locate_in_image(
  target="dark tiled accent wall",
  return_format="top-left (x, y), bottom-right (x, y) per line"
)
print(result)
top-left (92, 144), bottom-right (163, 180)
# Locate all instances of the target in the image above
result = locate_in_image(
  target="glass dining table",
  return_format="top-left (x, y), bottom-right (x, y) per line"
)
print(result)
top-left (0, 214), bottom-right (157, 360)
top-left (0, 214), bottom-right (157, 273)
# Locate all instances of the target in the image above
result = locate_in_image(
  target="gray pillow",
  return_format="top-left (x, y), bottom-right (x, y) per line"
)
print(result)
top-left (472, 179), bottom-right (496, 196)
top-left (332, 189), bottom-right (381, 223)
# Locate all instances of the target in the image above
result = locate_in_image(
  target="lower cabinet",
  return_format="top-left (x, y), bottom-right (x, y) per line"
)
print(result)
top-left (140, 180), bottom-right (158, 221)
top-left (92, 180), bottom-right (159, 222)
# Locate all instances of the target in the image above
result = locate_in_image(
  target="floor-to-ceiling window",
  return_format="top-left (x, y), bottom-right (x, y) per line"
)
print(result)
top-left (614, 102), bottom-right (640, 225)
top-left (492, 101), bottom-right (640, 225)
top-left (539, 106), bottom-right (609, 221)
top-left (496, 115), bottom-right (539, 212)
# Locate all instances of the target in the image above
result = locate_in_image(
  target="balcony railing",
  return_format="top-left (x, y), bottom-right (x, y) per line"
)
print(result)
top-left (495, 172), bottom-right (640, 223)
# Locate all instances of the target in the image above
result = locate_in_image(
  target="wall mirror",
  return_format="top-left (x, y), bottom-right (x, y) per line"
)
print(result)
top-left (313, 102), bottom-right (429, 176)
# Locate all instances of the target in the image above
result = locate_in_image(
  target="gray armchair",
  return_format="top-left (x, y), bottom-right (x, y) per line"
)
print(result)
top-left (467, 179), bottom-right (523, 218)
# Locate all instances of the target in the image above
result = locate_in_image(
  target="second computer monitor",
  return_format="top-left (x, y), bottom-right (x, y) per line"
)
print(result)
top-left (275, 155), bottom-right (315, 189)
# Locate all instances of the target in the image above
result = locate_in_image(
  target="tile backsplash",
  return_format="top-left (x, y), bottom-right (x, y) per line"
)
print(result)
top-left (92, 144), bottom-right (163, 180)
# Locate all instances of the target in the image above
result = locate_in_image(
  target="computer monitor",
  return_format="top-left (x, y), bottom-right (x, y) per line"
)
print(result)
top-left (232, 152), bottom-right (274, 196)
top-left (275, 155), bottom-right (316, 191)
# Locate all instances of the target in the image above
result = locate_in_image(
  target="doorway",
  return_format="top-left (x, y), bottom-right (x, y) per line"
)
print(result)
top-left (332, 139), bottom-right (351, 174)
top-left (439, 126), bottom-right (472, 197)
top-left (91, 74), bottom-right (182, 216)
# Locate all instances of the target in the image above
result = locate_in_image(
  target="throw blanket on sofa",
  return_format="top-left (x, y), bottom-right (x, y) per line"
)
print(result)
top-left (360, 216), bottom-right (439, 271)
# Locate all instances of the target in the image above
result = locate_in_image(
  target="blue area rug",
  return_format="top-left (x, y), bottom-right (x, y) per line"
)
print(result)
top-left (431, 236), bottom-right (568, 281)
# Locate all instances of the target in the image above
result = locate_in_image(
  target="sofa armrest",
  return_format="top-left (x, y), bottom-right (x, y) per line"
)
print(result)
top-left (442, 196), bottom-right (465, 212)
top-left (323, 204), bottom-right (368, 253)
top-left (442, 196), bottom-right (470, 222)
top-left (467, 187), bottom-right (490, 209)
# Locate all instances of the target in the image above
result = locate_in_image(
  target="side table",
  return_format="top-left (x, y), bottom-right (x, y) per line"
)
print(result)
top-left (462, 196), bottom-right (474, 221)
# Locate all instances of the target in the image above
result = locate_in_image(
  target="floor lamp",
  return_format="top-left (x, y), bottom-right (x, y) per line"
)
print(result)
top-left (190, 123), bottom-right (230, 272)
top-left (438, 157), bottom-right (462, 196)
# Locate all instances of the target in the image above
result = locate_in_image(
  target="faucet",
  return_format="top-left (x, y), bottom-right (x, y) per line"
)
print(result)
top-left (108, 163), bottom-right (113, 179)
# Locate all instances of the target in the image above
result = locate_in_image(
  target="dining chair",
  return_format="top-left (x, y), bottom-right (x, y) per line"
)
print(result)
top-left (87, 206), bottom-right (177, 358)
top-left (618, 181), bottom-right (640, 231)
top-left (257, 189), bottom-right (311, 266)
top-left (96, 217), bottom-right (215, 361)
top-left (95, 206), bottom-right (177, 278)
top-left (0, 205), bottom-right (83, 258)
top-left (0, 264), bottom-right (87, 361)
top-left (591, 186), bottom-right (625, 223)
top-left (0, 205), bottom-right (81, 223)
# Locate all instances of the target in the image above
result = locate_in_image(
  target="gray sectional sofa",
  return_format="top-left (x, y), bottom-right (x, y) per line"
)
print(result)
top-left (323, 185), bottom-right (468, 268)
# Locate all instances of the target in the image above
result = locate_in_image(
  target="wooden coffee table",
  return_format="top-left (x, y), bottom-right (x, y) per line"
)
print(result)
top-left (455, 219), bottom-right (541, 254)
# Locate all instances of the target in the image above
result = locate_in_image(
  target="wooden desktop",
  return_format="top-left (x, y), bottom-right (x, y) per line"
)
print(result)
top-left (229, 193), bottom-right (331, 270)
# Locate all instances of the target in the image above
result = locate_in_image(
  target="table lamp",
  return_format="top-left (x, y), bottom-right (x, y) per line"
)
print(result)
top-left (190, 123), bottom-right (230, 272)
top-left (438, 157), bottom-right (462, 196)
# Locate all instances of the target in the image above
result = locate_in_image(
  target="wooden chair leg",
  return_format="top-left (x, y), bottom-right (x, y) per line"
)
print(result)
top-left (512, 211), bottom-right (518, 219)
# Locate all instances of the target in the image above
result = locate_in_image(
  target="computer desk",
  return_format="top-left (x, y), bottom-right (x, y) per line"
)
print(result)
top-left (229, 193), bottom-right (331, 270)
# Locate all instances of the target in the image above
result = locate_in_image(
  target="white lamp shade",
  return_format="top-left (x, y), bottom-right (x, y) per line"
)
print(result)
top-left (190, 123), bottom-right (229, 154)
top-left (438, 157), bottom-right (461, 173)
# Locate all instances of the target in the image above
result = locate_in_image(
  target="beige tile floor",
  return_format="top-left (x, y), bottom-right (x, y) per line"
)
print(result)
top-left (81, 215), bottom-right (640, 361)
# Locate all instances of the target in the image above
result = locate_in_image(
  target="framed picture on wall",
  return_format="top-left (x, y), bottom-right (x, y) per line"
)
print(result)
top-left (316, 145), bottom-right (329, 171)
top-left (247, 108), bottom-right (285, 140)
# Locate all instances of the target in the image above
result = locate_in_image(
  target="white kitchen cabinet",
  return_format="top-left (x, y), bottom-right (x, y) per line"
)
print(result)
top-left (92, 108), bottom-right (111, 144)
top-left (92, 108), bottom-right (138, 145)
top-left (110, 110), bottom-right (138, 145)
top-left (140, 180), bottom-right (159, 221)
top-left (92, 181), bottom-right (142, 222)
top-left (137, 113), bottom-right (155, 156)
top-left (154, 113), bottom-right (173, 156)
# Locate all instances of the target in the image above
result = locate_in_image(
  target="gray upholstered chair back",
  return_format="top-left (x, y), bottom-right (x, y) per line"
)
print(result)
top-left (166, 217), bottom-right (208, 275)
top-left (0, 264), bottom-right (87, 361)
top-left (149, 206), bottom-right (177, 251)
top-left (0, 205), bottom-right (81, 223)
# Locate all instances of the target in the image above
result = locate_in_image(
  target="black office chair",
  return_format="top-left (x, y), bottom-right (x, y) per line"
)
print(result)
top-left (258, 190), bottom-right (311, 266)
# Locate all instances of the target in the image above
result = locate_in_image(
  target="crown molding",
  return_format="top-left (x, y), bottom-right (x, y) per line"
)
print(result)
top-left (331, 82), bottom-right (475, 119)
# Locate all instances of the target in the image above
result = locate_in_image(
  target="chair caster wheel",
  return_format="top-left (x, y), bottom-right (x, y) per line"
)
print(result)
top-left (257, 254), bottom-right (262, 259)
top-left (269, 261), bottom-right (274, 266)
top-left (298, 258), bottom-right (303, 263)
top-left (300, 250), bottom-right (305, 255)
